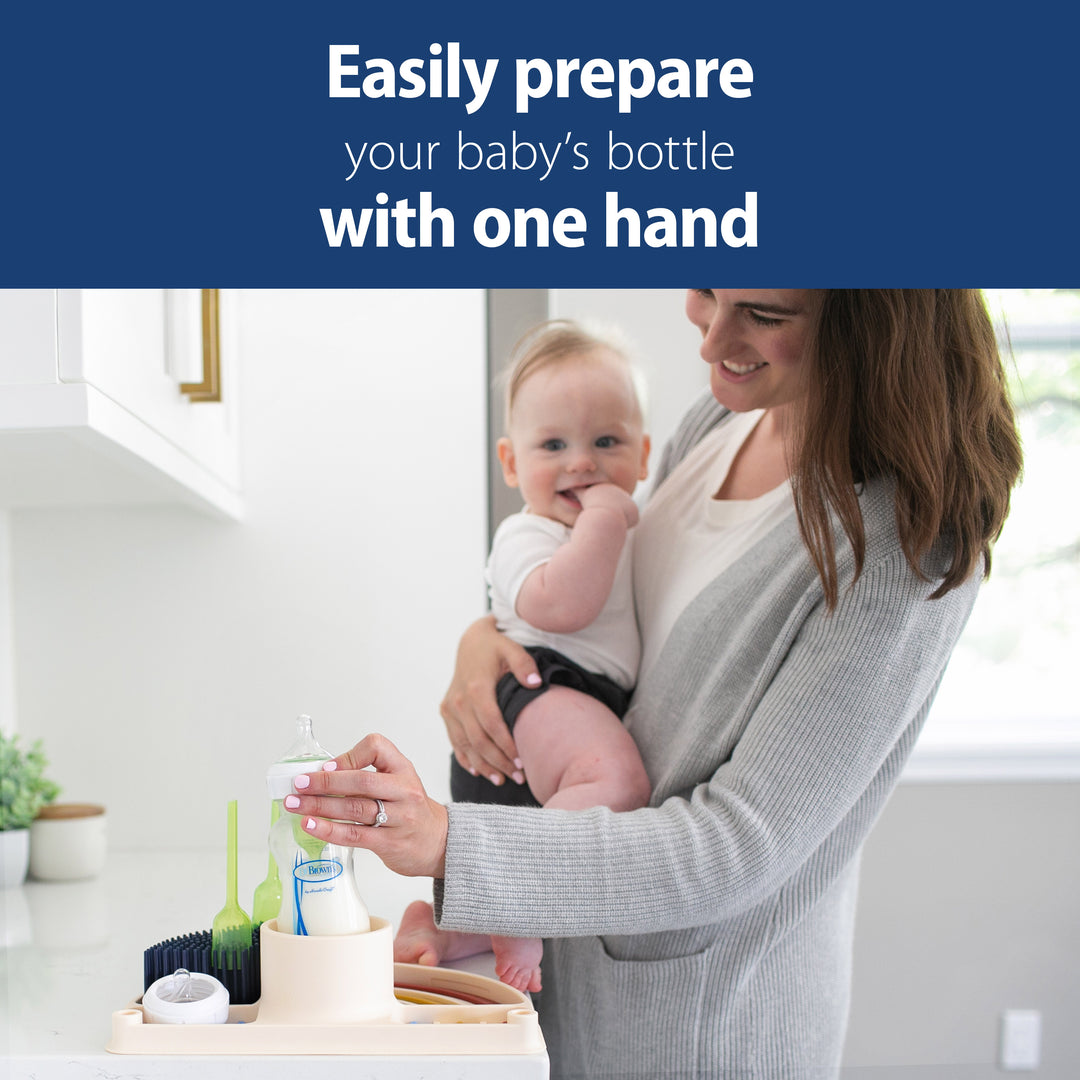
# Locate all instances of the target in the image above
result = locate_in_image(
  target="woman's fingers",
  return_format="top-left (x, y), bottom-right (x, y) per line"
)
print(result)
top-left (475, 635), bottom-right (539, 783)
top-left (285, 777), bottom-right (397, 834)
top-left (297, 798), bottom-right (448, 879)
top-left (502, 641), bottom-right (543, 696)
top-left (284, 733), bottom-right (448, 878)
top-left (439, 616), bottom-right (537, 786)
top-left (441, 685), bottom-right (520, 785)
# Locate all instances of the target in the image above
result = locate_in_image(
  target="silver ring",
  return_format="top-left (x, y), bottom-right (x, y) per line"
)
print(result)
top-left (372, 799), bottom-right (388, 827)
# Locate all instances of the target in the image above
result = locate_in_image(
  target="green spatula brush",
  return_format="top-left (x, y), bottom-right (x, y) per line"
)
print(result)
top-left (252, 800), bottom-right (282, 926)
top-left (211, 799), bottom-right (252, 970)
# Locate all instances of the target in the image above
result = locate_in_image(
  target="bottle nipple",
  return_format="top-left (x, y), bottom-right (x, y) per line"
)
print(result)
top-left (175, 969), bottom-right (194, 1002)
top-left (278, 714), bottom-right (333, 765)
top-left (266, 715), bottom-right (334, 805)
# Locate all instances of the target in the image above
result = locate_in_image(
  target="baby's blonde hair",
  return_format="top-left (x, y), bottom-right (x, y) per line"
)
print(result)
top-left (500, 318), bottom-right (647, 432)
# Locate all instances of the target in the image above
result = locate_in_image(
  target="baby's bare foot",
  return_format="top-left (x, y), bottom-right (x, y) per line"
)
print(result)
top-left (394, 900), bottom-right (444, 966)
top-left (394, 900), bottom-right (491, 967)
top-left (492, 934), bottom-right (543, 993)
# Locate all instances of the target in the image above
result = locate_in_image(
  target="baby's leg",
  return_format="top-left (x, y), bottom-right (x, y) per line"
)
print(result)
top-left (485, 687), bottom-right (650, 992)
top-left (399, 689), bottom-right (648, 992)
top-left (513, 685), bottom-right (652, 811)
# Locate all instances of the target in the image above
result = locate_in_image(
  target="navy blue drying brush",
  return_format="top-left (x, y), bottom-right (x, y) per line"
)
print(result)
top-left (143, 925), bottom-right (261, 1005)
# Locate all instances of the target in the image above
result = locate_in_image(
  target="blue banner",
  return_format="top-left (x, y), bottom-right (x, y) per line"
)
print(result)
top-left (2, 1), bottom-right (1076, 285)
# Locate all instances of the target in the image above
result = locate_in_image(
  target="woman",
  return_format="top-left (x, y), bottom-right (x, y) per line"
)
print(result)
top-left (287, 290), bottom-right (1022, 1079)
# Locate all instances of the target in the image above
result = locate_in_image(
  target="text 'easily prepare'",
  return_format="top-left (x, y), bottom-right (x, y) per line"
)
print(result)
top-left (329, 44), bottom-right (753, 114)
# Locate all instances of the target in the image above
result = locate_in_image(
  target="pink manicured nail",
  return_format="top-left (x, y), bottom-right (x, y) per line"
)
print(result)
top-left (512, 771), bottom-right (525, 785)
top-left (489, 774), bottom-right (503, 786)
top-left (293, 774), bottom-right (310, 790)
top-left (284, 795), bottom-right (300, 810)
top-left (323, 760), bottom-right (338, 771)
top-left (525, 674), bottom-right (542, 687)
top-left (305, 818), bottom-right (317, 831)
top-left (468, 767), bottom-right (478, 777)
top-left (514, 758), bottom-right (524, 770)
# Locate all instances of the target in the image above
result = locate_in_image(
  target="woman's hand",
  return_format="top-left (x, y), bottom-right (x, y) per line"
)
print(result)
top-left (284, 733), bottom-right (449, 878)
top-left (440, 615), bottom-right (539, 787)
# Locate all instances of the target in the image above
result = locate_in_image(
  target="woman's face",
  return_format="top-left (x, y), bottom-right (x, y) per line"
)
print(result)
top-left (685, 289), bottom-right (816, 416)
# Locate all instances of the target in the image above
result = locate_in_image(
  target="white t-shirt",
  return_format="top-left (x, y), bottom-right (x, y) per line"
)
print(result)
top-left (633, 409), bottom-right (796, 680)
top-left (486, 511), bottom-right (640, 689)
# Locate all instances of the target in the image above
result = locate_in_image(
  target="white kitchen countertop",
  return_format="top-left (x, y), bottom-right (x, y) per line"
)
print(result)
top-left (2, 849), bottom-right (547, 1079)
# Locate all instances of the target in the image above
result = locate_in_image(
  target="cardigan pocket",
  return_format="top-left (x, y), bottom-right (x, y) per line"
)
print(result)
top-left (546, 934), bottom-right (713, 1078)
top-left (599, 924), bottom-right (724, 962)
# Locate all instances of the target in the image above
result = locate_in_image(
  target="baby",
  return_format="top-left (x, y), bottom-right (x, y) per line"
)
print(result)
top-left (395, 320), bottom-right (653, 992)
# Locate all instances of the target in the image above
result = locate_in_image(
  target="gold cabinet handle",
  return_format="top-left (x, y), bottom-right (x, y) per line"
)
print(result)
top-left (180, 289), bottom-right (221, 402)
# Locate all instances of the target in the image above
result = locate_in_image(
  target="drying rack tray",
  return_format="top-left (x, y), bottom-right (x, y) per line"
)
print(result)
top-left (108, 963), bottom-right (545, 1056)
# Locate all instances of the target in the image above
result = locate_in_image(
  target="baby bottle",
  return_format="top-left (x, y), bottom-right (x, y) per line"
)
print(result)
top-left (265, 715), bottom-right (371, 936)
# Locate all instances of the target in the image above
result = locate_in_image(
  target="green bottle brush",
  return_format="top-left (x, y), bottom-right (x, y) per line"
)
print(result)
top-left (211, 799), bottom-right (253, 970)
top-left (252, 801), bottom-right (283, 925)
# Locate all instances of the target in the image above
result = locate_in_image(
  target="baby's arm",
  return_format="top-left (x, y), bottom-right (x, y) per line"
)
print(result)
top-left (515, 483), bottom-right (638, 634)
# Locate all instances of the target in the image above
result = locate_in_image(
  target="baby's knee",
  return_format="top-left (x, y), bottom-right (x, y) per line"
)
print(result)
top-left (608, 754), bottom-right (652, 811)
top-left (627, 765), bottom-right (653, 810)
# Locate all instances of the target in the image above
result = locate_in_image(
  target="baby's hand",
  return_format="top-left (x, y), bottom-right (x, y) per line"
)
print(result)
top-left (578, 482), bottom-right (640, 528)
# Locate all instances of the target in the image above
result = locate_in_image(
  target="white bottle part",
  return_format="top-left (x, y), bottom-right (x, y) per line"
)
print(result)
top-left (143, 969), bottom-right (229, 1024)
top-left (266, 715), bottom-right (371, 936)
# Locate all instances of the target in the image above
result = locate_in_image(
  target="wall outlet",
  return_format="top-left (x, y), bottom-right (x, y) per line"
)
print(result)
top-left (1000, 1009), bottom-right (1041, 1071)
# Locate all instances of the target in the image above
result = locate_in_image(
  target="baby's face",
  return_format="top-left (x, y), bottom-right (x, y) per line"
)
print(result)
top-left (498, 348), bottom-right (650, 528)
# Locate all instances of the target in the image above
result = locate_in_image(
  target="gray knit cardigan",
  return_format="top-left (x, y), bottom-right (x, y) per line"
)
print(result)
top-left (436, 394), bottom-right (980, 1079)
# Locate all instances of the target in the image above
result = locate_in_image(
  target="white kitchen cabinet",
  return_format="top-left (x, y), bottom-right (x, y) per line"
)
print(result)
top-left (0, 289), bottom-right (242, 519)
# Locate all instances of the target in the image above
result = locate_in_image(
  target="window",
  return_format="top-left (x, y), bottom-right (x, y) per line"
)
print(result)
top-left (907, 289), bottom-right (1080, 780)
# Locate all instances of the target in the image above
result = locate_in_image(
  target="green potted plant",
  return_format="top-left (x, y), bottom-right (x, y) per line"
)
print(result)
top-left (1, 731), bottom-right (60, 886)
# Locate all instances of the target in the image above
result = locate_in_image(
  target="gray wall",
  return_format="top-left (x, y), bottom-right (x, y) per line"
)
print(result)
top-left (486, 289), bottom-right (551, 537)
top-left (843, 781), bottom-right (1080, 1077)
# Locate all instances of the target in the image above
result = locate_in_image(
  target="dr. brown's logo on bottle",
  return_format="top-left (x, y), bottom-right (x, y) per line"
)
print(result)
top-left (293, 859), bottom-right (343, 883)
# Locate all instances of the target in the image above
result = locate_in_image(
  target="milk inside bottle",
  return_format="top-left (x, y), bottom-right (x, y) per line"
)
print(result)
top-left (266, 715), bottom-right (371, 936)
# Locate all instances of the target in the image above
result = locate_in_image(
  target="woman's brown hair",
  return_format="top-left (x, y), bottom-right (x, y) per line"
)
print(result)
top-left (792, 289), bottom-right (1023, 609)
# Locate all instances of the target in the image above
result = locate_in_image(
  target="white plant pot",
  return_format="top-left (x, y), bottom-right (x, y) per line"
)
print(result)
top-left (30, 804), bottom-right (108, 881)
top-left (1, 827), bottom-right (30, 888)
